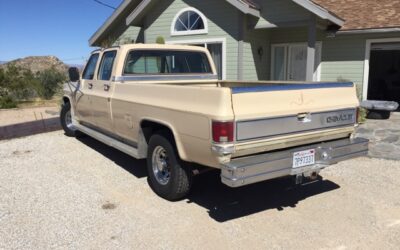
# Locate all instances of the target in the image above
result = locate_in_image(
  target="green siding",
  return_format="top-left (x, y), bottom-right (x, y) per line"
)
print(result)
top-left (243, 29), bottom-right (270, 80)
top-left (320, 36), bottom-right (366, 85)
top-left (321, 33), bottom-right (400, 86)
top-left (114, 26), bottom-right (144, 45)
top-left (144, 0), bottom-right (241, 80)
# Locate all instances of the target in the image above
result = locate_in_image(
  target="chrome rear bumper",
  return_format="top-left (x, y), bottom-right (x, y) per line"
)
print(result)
top-left (221, 137), bottom-right (369, 187)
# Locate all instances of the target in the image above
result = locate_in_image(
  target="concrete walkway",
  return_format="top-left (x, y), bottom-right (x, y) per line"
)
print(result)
top-left (0, 106), bottom-right (61, 140)
top-left (355, 112), bottom-right (400, 161)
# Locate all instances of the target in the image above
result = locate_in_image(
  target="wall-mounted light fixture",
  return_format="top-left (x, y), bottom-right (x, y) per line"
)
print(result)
top-left (258, 46), bottom-right (264, 59)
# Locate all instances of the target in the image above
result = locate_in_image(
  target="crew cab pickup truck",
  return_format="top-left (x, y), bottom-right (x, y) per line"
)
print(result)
top-left (62, 44), bottom-right (368, 200)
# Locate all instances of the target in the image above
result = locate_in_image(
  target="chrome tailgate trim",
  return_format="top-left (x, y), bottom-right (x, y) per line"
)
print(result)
top-left (236, 108), bottom-right (356, 141)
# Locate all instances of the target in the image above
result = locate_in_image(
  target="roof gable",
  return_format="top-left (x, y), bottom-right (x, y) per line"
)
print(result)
top-left (90, 0), bottom-right (344, 46)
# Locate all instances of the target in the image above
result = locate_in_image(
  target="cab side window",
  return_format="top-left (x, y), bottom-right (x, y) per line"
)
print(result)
top-left (82, 54), bottom-right (99, 80)
top-left (98, 51), bottom-right (117, 81)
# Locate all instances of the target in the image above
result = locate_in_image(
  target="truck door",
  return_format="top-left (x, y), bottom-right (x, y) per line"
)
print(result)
top-left (90, 49), bottom-right (117, 133)
top-left (75, 52), bottom-right (99, 126)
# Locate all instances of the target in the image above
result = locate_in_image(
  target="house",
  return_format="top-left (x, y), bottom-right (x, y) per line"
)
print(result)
top-left (90, 0), bottom-right (400, 103)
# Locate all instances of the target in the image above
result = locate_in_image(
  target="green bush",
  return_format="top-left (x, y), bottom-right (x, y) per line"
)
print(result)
top-left (0, 95), bottom-right (17, 109)
top-left (156, 36), bottom-right (165, 44)
top-left (0, 64), bottom-right (66, 108)
top-left (358, 107), bottom-right (367, 124)
top-left (0, 64), bottom-right (36, 100)
top-left (35, 67), bottom-right (66, 100)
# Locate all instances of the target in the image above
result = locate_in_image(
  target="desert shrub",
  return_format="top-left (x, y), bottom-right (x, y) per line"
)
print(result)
top-left (101, 36), bottom-right (117, 48)
top-left (0, 68), bottom-right (4, 83)
top-left (358, 107), bottom-right (367, 124)
top-left (0, 95), bottom-right (17, 109)
top-left (0, 64), bottom-right (36, 100)
top-left (35, 67), bottom-right (66, 100)
top-left (156, 36), bottom-right (165, 44)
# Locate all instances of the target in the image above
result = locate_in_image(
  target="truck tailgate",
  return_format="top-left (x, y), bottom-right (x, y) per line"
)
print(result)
top-left (230, 82), bottom-right (359, 142)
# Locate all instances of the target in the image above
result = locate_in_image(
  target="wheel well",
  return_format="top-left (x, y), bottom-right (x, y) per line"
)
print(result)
top-left (62, 96), bottom-right (70, 105)
top-left (140, 120), bottom-right (175, 144)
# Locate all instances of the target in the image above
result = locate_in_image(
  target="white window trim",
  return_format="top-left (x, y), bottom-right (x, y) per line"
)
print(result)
top-left (166, 38), bottom-right (227, 80)
top-left (363, 37), bottom-right (400, 100)
top-left (171, 7), bottom-right (208, 37)
top-left (271, 42), bottom-right (322, 81)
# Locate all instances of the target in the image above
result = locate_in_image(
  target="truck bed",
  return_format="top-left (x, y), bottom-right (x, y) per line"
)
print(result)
top-left (221, 81), bottom-right (359, 157)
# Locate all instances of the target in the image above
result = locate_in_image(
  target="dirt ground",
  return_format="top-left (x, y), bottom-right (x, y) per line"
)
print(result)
top-left (0, 131), bottom-right (399, 249)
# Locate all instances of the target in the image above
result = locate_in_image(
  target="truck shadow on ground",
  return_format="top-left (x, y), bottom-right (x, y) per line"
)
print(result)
top-left (77, 135), bottom-right (340, 222)
top-left (188, 172), bottom-right (340, 222)
top-left (77, 136), bottom-right (148, 178)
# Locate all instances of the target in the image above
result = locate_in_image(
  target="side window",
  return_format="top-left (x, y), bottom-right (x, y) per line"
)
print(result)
top-left (82, 54), bottom-right (99, 80)
top-left (98, 50), bottom-right (117, 81)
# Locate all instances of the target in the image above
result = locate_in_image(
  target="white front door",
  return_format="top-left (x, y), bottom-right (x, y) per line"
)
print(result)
top-left (272, 42), bottom-right (322, 81)
top-left (288, 45), bottom-right (307, 81)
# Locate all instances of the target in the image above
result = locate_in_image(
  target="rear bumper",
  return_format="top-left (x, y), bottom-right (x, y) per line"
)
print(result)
top-left (221, 137), bottom-right (369, 187)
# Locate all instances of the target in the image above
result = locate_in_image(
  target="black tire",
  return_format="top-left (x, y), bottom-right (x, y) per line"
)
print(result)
top-left (60, 102), bottom-right (77, 137)
top-left (146, 132), bottom-right (192, 201)
top-left (367, 110), bottom-right (391, 120)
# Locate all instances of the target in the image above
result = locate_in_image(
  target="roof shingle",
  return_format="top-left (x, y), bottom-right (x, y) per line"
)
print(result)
top-left (312, 0), bottom-right (400, 30)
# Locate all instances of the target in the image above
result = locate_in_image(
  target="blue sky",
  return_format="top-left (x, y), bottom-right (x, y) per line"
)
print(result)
top-left (0, 0), bottom-right (122, 65)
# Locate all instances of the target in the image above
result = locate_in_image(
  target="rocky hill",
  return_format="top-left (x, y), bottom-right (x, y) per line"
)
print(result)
top-left (1, 56), bottom-right (69, 73)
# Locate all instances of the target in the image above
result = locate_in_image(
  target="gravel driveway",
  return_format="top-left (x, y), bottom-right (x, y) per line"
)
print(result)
top-left (0, 131), bottom-right (399, 249)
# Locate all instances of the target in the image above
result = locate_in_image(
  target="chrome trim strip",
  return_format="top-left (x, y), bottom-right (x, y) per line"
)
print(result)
top-left (211, 144), bottom-right (235, 156)
top-left (115, 74), bottom-right (218, 82)
top-left (80, 122), bottom-right (138, 148)
top-left (236, 108), bottom-right (357, 141)
top-left (231, 82), bottom-right (354, 94)
top-left (74, 123), bottom-right (140, 159)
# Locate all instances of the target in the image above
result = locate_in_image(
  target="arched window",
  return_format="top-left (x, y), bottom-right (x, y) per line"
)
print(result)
top-left (171, 7), bottom-right (208, 36)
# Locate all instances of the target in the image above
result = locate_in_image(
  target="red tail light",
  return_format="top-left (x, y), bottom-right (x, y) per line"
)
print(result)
top-left (212, 121), bottom-right (234, 143)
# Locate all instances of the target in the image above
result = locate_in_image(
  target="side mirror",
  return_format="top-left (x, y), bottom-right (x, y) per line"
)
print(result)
top-left (68, 67), bottom-right (80, 82)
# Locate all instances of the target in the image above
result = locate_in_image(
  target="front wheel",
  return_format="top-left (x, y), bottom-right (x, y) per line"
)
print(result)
top-left (60, 102), bottom-right (78, 137)
top-left (147, 133), bottom-right (192, 201)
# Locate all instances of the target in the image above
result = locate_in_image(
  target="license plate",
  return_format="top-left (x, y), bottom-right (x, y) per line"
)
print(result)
top-left (293, 149), bottom-right (316, 168)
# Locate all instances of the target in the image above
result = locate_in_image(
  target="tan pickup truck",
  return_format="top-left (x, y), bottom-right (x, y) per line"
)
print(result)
top-left (62, 44), bottom-right (368, 200)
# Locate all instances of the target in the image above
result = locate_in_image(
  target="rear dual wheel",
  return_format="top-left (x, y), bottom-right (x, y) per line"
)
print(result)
top-left (147, 133), bottom-right (192, 201)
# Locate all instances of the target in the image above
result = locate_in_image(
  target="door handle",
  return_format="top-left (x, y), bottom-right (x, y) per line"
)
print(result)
top-left (88, 83), bottom-right (93, 89)
top-left (104, 84), bottom-right (110, 91)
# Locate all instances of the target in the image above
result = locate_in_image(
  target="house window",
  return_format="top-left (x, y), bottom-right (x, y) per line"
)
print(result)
top-left (271, 43), bottom-right (322, 81)
top-left (171, 7), bottom-right (208, 36)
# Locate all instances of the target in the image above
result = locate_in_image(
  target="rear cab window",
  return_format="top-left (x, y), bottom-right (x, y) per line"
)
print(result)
top-left (98, 50), bottom-right (117, 81)
top-left (123, 50), bottom-right (212, 75)
top-left (82, 53), bottom-right (99, 80)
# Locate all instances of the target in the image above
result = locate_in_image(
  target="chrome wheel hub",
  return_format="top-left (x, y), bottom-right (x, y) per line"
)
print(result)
top-left (152, 146), bottom-right (171, 185)
top-left (65, 110), bottom-right (76, 131)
